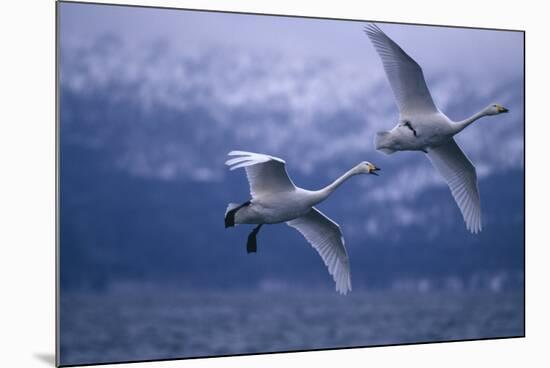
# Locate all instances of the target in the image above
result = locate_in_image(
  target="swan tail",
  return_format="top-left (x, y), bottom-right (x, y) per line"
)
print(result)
top-left (224, 203), bottom-right (240, 228)
top-left (225, 201), bottom-right (250, 228)
top-left (225, 203), bottom-right (240, 217)
top-left (374, 131), bottom-right (396, 154)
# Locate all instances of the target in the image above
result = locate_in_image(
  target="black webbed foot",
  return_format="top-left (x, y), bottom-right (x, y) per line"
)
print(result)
top-left (246, 224), bottom-right (262, 253)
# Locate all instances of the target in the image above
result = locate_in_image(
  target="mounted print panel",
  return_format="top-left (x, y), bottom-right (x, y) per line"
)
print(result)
top-left (57, 1), bottom-right (525, 366)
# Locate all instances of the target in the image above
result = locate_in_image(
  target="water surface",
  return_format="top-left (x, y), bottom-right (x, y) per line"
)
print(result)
top-left (60, 289), bottom-right (524, 365)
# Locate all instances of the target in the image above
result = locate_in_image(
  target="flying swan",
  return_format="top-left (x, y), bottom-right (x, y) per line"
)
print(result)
top-left (364, 24), bottom-right (509, 234)
top-left (224, 150), bottom-right (380, 295)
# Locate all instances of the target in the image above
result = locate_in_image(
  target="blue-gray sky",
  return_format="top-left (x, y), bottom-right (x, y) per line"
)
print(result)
top-left (60, 2), bottom-right (523, 78)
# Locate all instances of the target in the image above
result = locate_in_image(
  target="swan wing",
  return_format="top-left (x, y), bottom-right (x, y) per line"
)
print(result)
top-left (225, 151), bottom-right (295, 197)
top-left (364, 23), bottom-right (438, 116)
top-left (427, 139), bottom-right (482, 234)
top-left (287, 208), bottom-right (351, 295)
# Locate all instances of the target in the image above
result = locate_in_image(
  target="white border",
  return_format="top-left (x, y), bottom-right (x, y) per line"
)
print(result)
top-left (1, 0), bottom-right (549, 367)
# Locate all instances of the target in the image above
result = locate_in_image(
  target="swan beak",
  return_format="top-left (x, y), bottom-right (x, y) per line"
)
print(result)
top-left (370, 166), bottom-right (381, 176)
top-left (498, 106), bottom-right (509, 113)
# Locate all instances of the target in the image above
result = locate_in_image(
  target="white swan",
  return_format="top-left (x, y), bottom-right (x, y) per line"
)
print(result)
top-left (364, 24), bottom-right (509, 234)
top-left (224, 150), bottom-right (380, 295)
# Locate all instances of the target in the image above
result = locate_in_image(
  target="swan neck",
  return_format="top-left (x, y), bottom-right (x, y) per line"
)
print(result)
top-left (454, 109), bottom-right (487, 134)
top-left (313, 167), bottom-right (357, 203)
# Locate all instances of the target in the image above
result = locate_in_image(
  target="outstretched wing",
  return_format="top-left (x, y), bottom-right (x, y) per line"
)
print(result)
top-left (287, 208), bottom-right (352, 295)
top-left (364, 23), bottom-right (439, 116)
top-left (427, 139), bottom-right (482, 234)
top-left (225, 151), bottom-right (296, 198)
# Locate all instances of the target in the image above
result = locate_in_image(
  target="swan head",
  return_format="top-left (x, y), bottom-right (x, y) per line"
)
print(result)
top-left (486, 103), bottom-right (509, 115)
top-left (357, 161), bottom-right (381, 176)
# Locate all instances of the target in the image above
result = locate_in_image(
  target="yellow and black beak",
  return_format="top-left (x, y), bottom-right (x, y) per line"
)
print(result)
top-left (497, 106), bottom-right (509, 113)
top-left (370, 166), bottom-right (381, 176)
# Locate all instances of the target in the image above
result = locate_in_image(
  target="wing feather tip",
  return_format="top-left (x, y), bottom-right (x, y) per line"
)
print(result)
top-left (226, 150), bottom-right (286, 165)
top-left (363, 22), bottom-right (380, 31)
top-left (363, 24), bottom-right (379, 35)
top-left (336, 282), bottom-right (352, 296)
top-left (466, 219), bottom-right (482, 234)
top-left (228, 150), bottom-right (255, 156)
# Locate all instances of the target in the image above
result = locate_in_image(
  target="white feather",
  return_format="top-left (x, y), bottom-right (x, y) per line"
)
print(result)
top-left (364, 24), bottom-right (507, 233)
top-left (427, 140), bottom-right (482, 233)
top-left (225, 151), bottom-right (376, 294)
top-left (225, 151), bottom-right (295, 198)
top-left (287, 208), bottom-right (351, 295)
top-left (364, 23), bottom-right (438, 116)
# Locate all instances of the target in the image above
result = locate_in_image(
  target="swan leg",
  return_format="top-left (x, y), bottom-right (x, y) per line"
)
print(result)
top-left (225, 201), bottom-right (250, 228)
top-left (246, 224), bottom-right (263, 254)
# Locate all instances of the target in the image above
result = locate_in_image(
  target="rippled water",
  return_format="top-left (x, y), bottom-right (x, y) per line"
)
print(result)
top-left (59, 290), bottom-right (524, 366)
